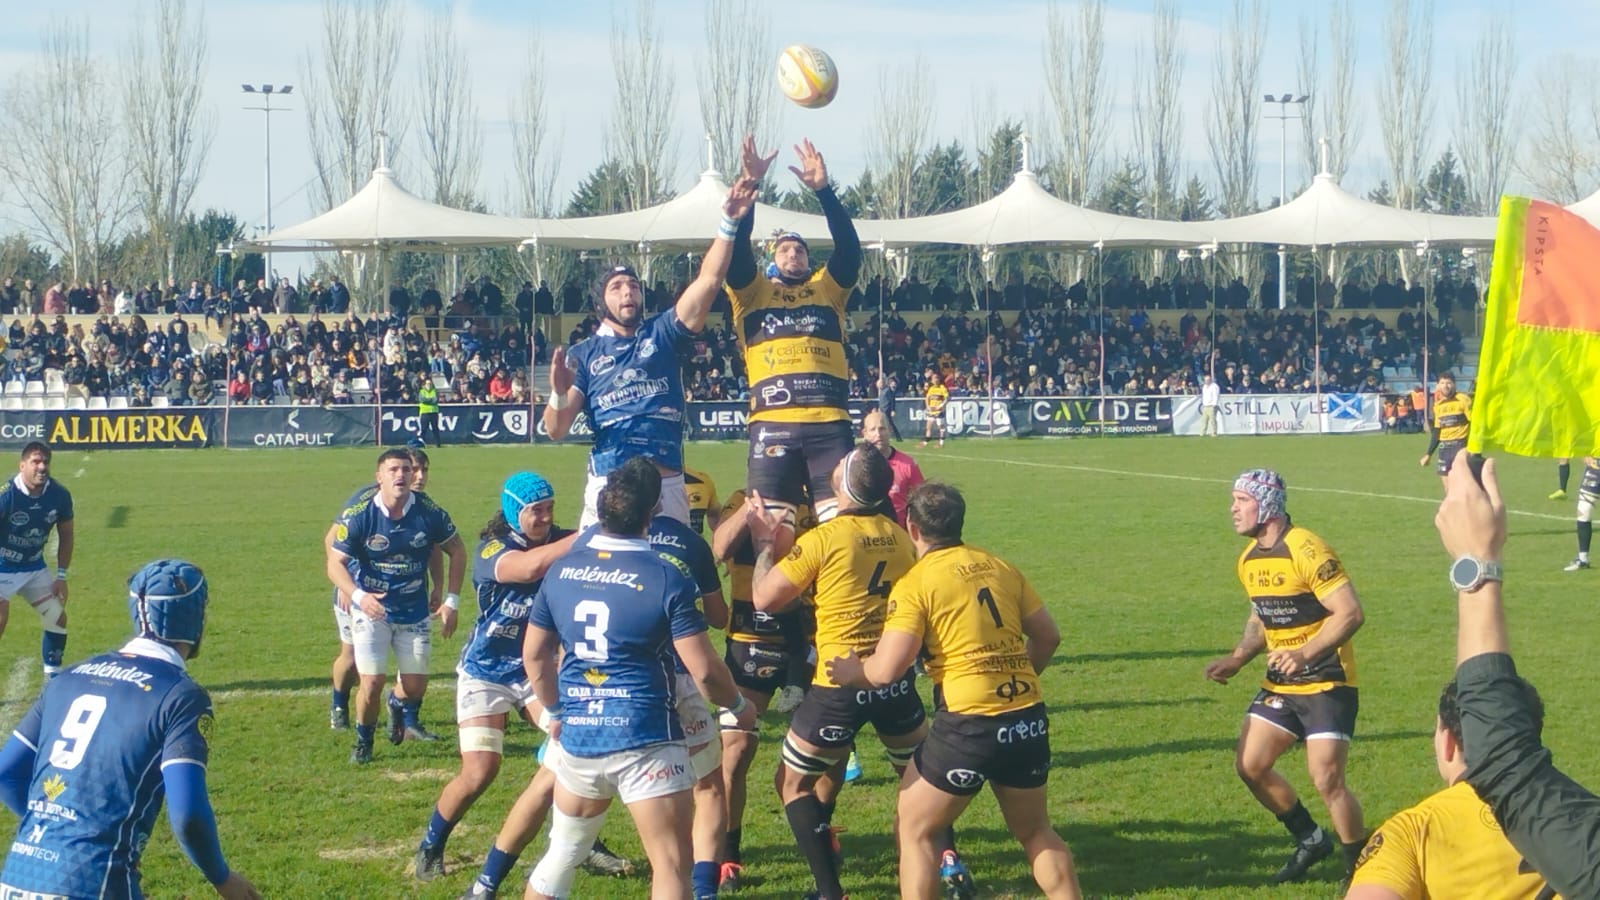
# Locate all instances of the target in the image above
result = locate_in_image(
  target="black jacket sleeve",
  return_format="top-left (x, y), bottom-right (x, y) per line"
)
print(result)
top-left (818, 186), bottom-right (860, 289)
top-left (727, 208), bottom-right (757, 291)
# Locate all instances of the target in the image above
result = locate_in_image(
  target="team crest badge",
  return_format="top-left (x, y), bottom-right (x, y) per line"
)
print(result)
top-left (40, 774), bottom-right (66, 801)
top-left (481, 540), bottom-right (504, 559)
top-left (197, 713), bottom-right (215, 745)
top-left (583, 668), bottom-right (609, 687)
top-left (638, 338), bottom-right (657, 359)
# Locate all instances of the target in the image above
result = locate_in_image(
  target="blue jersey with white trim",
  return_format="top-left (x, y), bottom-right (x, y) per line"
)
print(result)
top-left (1, 640), bottom-right (211, 899)
top-left (331, 490), bottom-right (457, 625)
top-left (644, 517), bottom-right (720, 676)
top-left (461, 526), bottom-right (574, 685)
top-left (0, 477), bottom-right (72, 575)
top-left (567, 312), bottom-right (696, 476)
top-left (529, 532), bottom-right (707, 757)
top-left (330, 484), bottom-right (378, 609)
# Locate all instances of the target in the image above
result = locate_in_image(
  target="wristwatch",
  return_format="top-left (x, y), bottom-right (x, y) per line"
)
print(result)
top-left (1449, 556), bottom-right (1503, 593)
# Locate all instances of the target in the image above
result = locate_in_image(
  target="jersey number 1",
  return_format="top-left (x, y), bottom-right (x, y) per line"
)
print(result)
top-left (976, 587), bottom-right (1003, 628)
top-left (49, 694), bottom-right (107, 770)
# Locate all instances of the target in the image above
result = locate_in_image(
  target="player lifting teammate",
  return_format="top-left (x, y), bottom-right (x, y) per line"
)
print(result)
top-left (748, 443), bottom-right (970, 900)
top-left (412, 471), bottom-right (578, 883)
top-left (327, 449), bottom-right (467, 764)
top-left (521, 459), bottom-right (755, 899)
top-left (726, 136), bottom-right (861, 539)
top-left (1564, 457), bottom-right (1600, 571)
top-left (828, 483), bottom-right (1080, 899)
top-left (0, 442), bottom-right (74, 678)
top-left (1203, 470), bottom-right (1368, 885)
top-left (544, 176), bottom-right (756, 529)
top-left (1419, 372), bottom-right (1470, 490)
top-left (0, 560), bottom-right (261, 900)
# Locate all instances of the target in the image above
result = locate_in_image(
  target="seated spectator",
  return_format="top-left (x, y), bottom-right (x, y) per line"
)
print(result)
top-left (487, 367), bottom-right (512, 402)
top-left (187, 371), bottom-right (214, 406)
top-left (329, 370), bottom-right (352, 405)
top-left (249, 369), bottom-right (273, 405)
top-left (290, 370), bottom-right (316, 404)
top-left (129, 384), bottom-right (152, 408)
top-left (163, 368), bottom-right (189, 406)
top-left (226, 370), bottom-right (250, 405)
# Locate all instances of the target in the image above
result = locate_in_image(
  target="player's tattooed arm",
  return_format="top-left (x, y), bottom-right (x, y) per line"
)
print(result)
top-left (1204, 612), bottom-right (1265, 685)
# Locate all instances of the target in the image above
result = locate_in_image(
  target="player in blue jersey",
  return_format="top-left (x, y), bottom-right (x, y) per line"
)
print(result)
top-left (325, 448), bottom-right (450, 735)
top-left (0, 559), bottom-right (261, 900)
top-left (0, 442), bottom-right (75, 677)
top-left (522, 458), bottom-right (755, 900)
top-left (646, 513), bottom-right (730, 900)
top-left (412, 471), bottom-right (579, 882)
top-left (328, 448), bottom-right (468, 764)
top-left (543, 174), bottom-right (758, 530)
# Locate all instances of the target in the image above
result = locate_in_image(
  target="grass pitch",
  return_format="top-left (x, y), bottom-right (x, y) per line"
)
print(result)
top-left (0, 435), bottom-right (1589, 899)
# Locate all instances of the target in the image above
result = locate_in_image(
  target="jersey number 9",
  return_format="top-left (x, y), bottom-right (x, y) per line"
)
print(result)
top-left (49, 694), bottom-right (108, 770)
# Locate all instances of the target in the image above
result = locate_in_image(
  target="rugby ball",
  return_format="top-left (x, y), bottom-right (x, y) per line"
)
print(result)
top-left (777, 45), bottom-right (839, 109)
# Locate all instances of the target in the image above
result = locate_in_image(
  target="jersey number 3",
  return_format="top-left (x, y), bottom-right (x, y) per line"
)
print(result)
top-left (572, 600), bottom-right (611, 662)
top-left (49, 694), bottom-right (107, 770)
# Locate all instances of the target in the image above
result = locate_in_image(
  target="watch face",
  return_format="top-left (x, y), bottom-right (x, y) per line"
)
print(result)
top-left (1451, 557), bottom-right (1480, 589)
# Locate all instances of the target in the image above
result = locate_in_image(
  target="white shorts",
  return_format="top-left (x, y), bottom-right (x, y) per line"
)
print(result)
top-left (457, 672), bottom-right (533, 722)
top-left (332, 593), bottom-right (353, 645)
top-left (0, 569), bottom-right (54, 606)
top-left (349, 608), bottom-right (430, 676)
top-left (580, 470), bottom-right (690, 531)
top-left (547, 739), bottom-right (695, 805)
top-left (675, 673), bottom-right (719, 779)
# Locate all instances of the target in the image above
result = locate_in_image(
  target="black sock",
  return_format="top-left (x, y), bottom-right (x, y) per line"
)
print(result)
top-left (1560, 462), bottom-right (1572, 491)
top-left (724, 828), bottom-right (742, 865)
top-left (821, 797), bottom-right (836, 822)
top-left (940, 826), bottom-right (958, 856)
top-left (1341, 837), bottom-right (1367, 873)
top-left (785, 796), bottom-right (843, 899)
top-left (1580, 521), bottom-right (1593, 555)
top-left (1276, 802), bottom-right (1319, 844)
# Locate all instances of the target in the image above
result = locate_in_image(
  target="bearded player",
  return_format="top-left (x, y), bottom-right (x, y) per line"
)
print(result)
top-left (726, 136), bottom-right (861, 547)
top-left (1203, 470), bottom-right (1368, 885)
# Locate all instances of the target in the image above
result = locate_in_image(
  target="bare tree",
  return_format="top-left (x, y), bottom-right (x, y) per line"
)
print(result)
top-left (1295, 14), bottom-right (1321, 182)
top-left (1375, 0), bottom-right (1435, 209)
top-left (1132, 0), bottom-right (1184, 218)
top-left (417, 2), bottom-right (482, 208)
top-left (123, 0), bottom-right (213, 282)
top-left (866, 56), bottom-right (935, 219)
top-left (1522, 56), bottom-right (1600, 203)
top-left (608, 0), bottom-right (678, 210)
top-left (0, 20), bottom-right (129, 281)
top-left (1454, 17), bottom-right (1519, 214)
top-left (1042, 0), bottom-right (1108, 204)
top-left (1320, 0), bottom-right (1359, 180)
top-left (302, 0), bottom-right (408, 213)
top-left (509, 32), bottom-right (560, 217)
top-left (1205, 0), bottom-right (1268, 216)
top-left (697, 0), bottom-right (780, 179)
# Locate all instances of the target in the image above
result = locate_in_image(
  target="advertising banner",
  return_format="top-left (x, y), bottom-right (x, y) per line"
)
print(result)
top-left (0, 409), bottom-right (218, 450)
top-left (223, 405), bottom-right (375, 448)
top-left (1171, 393), bottom-right (1382, 436)
top-left (1017, 396), bottom-right (1173, 437)
top-left (376, 404), bottom-right (593, 446)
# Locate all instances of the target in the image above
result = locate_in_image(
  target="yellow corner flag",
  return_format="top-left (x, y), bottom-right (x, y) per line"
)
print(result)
top-left (1470, 197), bottom-right (1600, 457)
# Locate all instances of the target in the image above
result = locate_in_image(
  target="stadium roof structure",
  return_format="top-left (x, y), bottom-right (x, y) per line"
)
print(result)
top-left (242, 165), bottom-right (603, 253)
top-left (864, 167), bottom-right (1207, 250)
top-left (525, 168), bottom-right (839, 252)
top-left (1200, 169), bottom-right (1498, 249)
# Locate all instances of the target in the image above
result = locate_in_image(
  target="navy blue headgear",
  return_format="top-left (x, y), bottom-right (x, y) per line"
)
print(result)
top-left (127, 559), bottom-right (209, 657)
top-left (594, 265), bottom-right (641, 317)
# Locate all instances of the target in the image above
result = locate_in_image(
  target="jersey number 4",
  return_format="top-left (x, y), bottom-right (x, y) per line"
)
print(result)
top-left (572, 600), bottom-right (611, 662)
top-left (49, 694), bottom-right (107, 770)
top-left (867, 562), bottom-right (893, 599)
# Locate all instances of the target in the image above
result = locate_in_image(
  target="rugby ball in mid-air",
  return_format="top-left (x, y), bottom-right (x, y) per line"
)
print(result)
top-left (777, 45), bottom-right (838, 109)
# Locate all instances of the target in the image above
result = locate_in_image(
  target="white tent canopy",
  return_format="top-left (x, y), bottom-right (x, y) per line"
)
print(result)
top-left (1202, 170), bottom-right (1497, 249)
top-left (866, 168), bottom-right (1205, 250)
top-left (528, 169), bottom-right (839, 251)
top-left (241, 166), bottom-right (597, 252)
top-left (1567, 188), bottom-right (1600, 228)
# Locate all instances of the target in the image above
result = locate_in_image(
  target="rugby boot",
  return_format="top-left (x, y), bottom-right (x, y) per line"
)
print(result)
top-left (329, 705), bottom-right (350, 730)
top-left (386, 692), bottom-right (406, 745)
top-left (404, 723), bottom-right (441, 742)
top-left (349, 739), bottom-right (373, 765)
top-left (1272, 829), bottom-right (1333, 883)
top-left (718, 861), bottom-right (743, 892)
top-left (940, 850), bottom-right (976, 899)
top-left (1565, 558), bottom-right (1590, 571)
top-left (414, 844), bottom-right (445, 881)
top-left (582, 839), bottom-right (635, 876)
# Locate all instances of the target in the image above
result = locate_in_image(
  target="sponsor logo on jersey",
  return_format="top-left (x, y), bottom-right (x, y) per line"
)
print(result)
top-left (43, 510), bottom-right (57, 524)
top-left (197, 713), bottom-right (215, 744)
top-left (481, 540), bottom-right (504, 559)
top-left (40, 774), bottom-right (65, 802)
top-left (334, 523), bottom-right (349, 543)
top-left (557, 565), bottom-right (644, 590)
top-left (6, 513), bottom-right (26, 527)
top-left (410, 531), bottom-right (430, 549)
top-left (589, 354), bottom-right (617, 376)
top-left (366, 534), bottom-right (390, 552)
top-left (72, 659), bottom-right (154, 691)
top-left (583, 668), bottom-right (610, 687)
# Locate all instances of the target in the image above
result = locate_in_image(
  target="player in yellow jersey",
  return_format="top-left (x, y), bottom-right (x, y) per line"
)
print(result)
top-left (682, 466), bottom-right (721, 536)
top-left (1419, 372), bottom-right (1471, 489)
top-left (1346, 680), bottom-right (1555, 899)
top-left (1203, 469), bottom-right (1368, 885)
top-left (725, 136), bottom-right (862, 539)
top-left (921, 371), bottom-right (949, 448)
top-left (747, 444), bottom-right (953, 900)
top-left (710, 487), bottom-right (816, 892)
top-left (828, 483), bottom-right (1080, 900)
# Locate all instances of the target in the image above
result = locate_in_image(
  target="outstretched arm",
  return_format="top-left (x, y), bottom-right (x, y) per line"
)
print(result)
top-left (675, 177), bottom-right (759, 332)
top-left (790, 139), bottom-right (860, 288)
top-left (727, 136), bottom-right (776, 291)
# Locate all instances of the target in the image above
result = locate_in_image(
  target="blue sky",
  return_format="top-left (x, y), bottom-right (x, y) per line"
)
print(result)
top-left (0, 0), bottom-right (1596, 237)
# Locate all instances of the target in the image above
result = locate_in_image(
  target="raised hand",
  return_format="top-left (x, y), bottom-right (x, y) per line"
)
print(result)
top-left (741, 134), bottom-right (779, 182)
top-left (788, 138), bottom-right (830, 191)
top-left (724, 176), bottom-right (759, 221)
top-left (549, 345), bottom-right (574, 396)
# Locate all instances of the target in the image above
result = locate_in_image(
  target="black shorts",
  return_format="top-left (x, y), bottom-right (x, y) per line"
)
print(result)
top-left (917, 704), bottom-right (1050, 796)
top-left (1436, 440), bottom-right (1466, 477)
top-left (1247, 686), bottom-right (1359, 742)
top-left (748, 419), bottom-right (854, 507)
top-left (725, 641), bottom-right (793, 694)
top-left (789, 668), bottom-right (926, 749)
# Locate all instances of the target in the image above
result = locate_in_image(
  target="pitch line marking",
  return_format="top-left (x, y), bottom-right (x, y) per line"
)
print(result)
top-left (0, 658), bottom-right (31, 732)
top-left (212, 678), bottom-right (460, 703)
top-left (931, 453), bottom-right (1571, 523)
